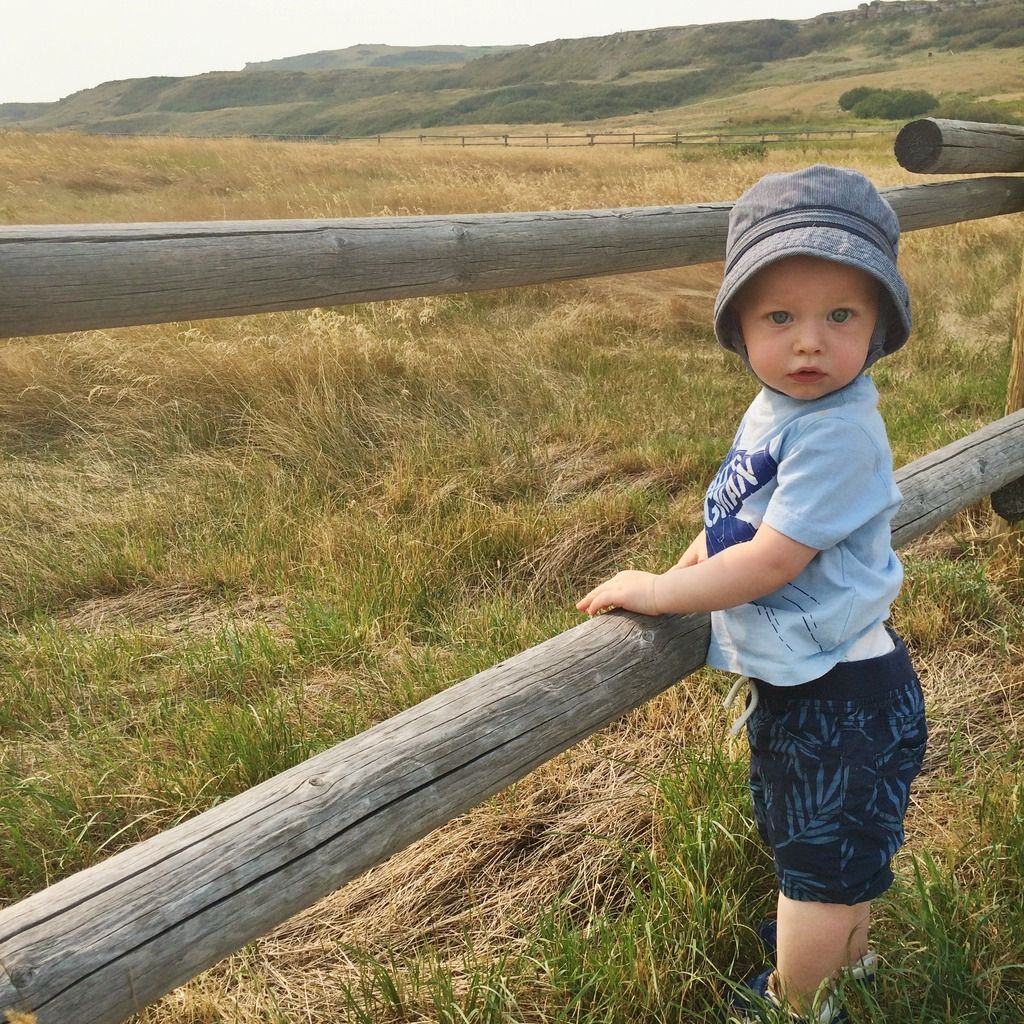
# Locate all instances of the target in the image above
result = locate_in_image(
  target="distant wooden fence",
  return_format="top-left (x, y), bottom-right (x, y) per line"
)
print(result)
top-left (1, 119), bottom-right (1023, 1024)
top-left (89, 126), bottom-right (894, 149)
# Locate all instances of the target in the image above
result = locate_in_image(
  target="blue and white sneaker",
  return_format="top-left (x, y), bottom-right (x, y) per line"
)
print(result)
top-left (728, 952), bottom-right (878, 1024)
top-left (757, 919), bottom-right (778, 962)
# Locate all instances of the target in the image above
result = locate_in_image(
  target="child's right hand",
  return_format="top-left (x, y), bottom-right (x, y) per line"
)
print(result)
top-left (576, 570), bottom-right (660, 617)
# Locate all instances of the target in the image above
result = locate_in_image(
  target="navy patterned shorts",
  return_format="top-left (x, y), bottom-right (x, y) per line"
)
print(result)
top-left (746, 633), bottom-right (927, 906)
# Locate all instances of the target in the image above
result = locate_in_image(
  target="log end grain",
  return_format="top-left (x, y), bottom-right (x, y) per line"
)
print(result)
top-left (894, 118), bottom-right (943, 173)
top-left (992, 476), bottom-right (1024, 524)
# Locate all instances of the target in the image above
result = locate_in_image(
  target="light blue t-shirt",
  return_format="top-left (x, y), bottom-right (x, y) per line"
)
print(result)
top-left (704, 374), bottom-right (903, 685)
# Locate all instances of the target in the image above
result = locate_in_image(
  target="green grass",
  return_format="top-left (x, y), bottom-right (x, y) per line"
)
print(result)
top-left (2, 134), bottom-right (1024, 1022)
top-left (309, 743), bottom-right (1024, 1022)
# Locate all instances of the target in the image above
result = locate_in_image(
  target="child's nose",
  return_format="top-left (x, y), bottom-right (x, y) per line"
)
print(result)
top-left (793, 324), bottom-right (825, 354)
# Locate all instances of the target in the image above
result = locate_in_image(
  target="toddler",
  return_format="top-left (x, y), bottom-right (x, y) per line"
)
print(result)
top-left (576, 165), bottom-right (928, 1023)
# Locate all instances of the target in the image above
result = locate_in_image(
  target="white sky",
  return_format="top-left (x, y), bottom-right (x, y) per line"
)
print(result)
top-left (2, 0), bottom-right (862, 105)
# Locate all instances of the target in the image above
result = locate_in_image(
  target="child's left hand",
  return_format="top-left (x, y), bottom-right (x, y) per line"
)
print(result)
top-left (576, 570), bottom-right (659, 617)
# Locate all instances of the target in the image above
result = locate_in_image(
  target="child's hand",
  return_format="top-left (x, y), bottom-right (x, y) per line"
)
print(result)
top-left (576, 570), bottom-right (659, 617)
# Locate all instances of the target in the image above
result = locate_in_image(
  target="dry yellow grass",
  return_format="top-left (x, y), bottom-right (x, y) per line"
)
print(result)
top-left (0, 128), bottom-right (934, 228)
top-left (2, 130), bottom-right (1022, 1023)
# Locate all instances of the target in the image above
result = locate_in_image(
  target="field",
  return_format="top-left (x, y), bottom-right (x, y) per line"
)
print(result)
top-left (1, 129), bottom-right (1023, 1023)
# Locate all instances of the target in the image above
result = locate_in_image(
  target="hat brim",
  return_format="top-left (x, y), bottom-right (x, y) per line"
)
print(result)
top-left (713, 227), bottom-right (911, 357)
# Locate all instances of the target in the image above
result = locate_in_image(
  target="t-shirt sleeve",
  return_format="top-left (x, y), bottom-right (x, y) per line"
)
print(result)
top-left (761, 415), bottom-right (894, 551)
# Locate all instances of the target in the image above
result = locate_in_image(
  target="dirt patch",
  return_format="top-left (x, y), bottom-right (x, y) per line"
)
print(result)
top-left (57, 584), bottom-right (289, 637)
top-left (580, 266), bottom-right (721, 331)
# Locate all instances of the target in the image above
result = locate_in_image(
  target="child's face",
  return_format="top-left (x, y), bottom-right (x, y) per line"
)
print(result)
top-left (734, 255), bottom-right (879, 400)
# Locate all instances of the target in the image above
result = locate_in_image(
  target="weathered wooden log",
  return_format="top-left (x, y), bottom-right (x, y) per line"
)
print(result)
top-left (2, 409), bottom-right (1024, 1024)
top-left (895, 118), bottom-right (1024, 174)
top-left (891, 410), bottom-right (1024, 546)
top-left (2, 176), bottom-right (1023, 338)
top-left (0, 611), bottom-right (711, 1024)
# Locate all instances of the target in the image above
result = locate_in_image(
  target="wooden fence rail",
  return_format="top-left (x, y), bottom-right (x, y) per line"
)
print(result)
top-left (0, 409), bottom-right (1022, 1024)
top-left (86, 127), bottom-right (893, 149)
top-left (2, 176), bottom-right (1024, 338)
top-left (895, 118), bottom-right (1024, 174)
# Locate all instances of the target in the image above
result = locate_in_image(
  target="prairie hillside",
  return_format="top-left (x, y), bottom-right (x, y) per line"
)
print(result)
top-left (1, 130), bottom-right (1023, 1022)
top-left (243, 43), bottom-right (526, 73)
top-left (2, 0), bottom-right (1021, 138)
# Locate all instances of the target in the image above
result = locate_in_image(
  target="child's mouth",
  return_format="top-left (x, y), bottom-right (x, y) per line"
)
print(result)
top-left (790, 369), bottom-right (825, 382)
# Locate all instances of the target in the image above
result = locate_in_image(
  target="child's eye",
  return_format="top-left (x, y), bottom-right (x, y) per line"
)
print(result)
top-left (768, 311), bottom-right (791, 325)
top-left (828, 308), bottom-right (852, 323)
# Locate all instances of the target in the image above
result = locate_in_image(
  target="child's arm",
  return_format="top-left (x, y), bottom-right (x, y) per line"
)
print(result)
top-left (575, 524), bottom-right (816, 617)
top-left (673, 529), bottom-right (707, 569)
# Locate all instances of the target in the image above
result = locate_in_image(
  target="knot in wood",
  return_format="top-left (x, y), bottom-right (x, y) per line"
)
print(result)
top-left (10, 965), bottom-right (34, 988)
top-left (307, 775), bottom-right (327, 788)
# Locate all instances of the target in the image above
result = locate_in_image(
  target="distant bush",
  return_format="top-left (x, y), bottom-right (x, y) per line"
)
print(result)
top-left (884, 27), bottom-right (912, 48)
top-left (931, 95), bottom-right (1022, 126)
top-left (846, 88), bottom-right (938, 120)
top-left (722, 142), bottom-right (769, 160)
top-left (838, 86), bottom-right (876, 111)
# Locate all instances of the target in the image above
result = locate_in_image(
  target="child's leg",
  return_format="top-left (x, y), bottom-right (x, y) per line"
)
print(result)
top-left (774, 893), bottom-right (870, 1014)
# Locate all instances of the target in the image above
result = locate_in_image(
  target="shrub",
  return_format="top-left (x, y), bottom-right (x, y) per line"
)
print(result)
top-left (722, 142), bottom-right (768, 160)
top-left (931, 95), bottom-right (1022, 126)
top-left (849, 88), bottom-right (938, 120)
top-left (838, 86), bottom-right (876, 111)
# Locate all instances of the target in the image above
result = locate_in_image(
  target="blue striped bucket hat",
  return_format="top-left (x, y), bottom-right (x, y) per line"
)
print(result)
top-left (713, 164), bottom-right (912, 370)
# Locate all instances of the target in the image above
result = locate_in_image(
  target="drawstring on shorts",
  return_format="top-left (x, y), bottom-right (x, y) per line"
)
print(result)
top-left (723, 675), bottom-right (759, 737)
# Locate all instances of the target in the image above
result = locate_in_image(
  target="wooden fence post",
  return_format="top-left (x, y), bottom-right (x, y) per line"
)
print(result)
top-left (1006, 255), bottom-right (1024, 416)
